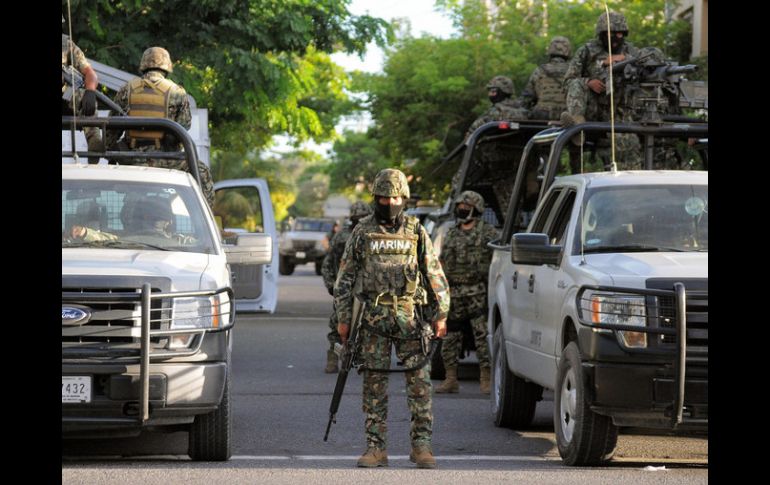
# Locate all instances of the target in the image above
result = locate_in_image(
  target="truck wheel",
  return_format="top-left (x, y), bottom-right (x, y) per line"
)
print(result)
top-left (491, 325), bottom-right (542, 429)
top-left (315, 259), bottom-right (324, 275)
top-left (554, 342), bottom-right (618, 466)
top-left (430, 339), bottom-right (445, 380)
top-left (279, 256), bottom-right (295, 275)
top-left (188, 367), bottom-right (232, 461)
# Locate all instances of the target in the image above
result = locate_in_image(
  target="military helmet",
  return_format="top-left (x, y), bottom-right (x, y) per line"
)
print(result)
top-left (455, 190), bottom-right (485, 213)
top-left (349, 200), bottom-right (373, 218)
top-left (548, 36), bottom-right (572, 58)
top-left (595, 11), bottom-right (628, 35)
top-left (139, 47), bottom-right (174, 74)
top-left (371, 169), bottom-right (410, 199)
top-left (486, 76), bottom-right (515, 96)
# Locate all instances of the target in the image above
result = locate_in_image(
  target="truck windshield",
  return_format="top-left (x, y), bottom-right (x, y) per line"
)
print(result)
top-left (62, 180), bottom-right (216, 253)
top-left (576, 184), bottom-right (708, 254)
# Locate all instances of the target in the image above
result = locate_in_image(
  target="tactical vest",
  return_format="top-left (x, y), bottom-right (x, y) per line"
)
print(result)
top-left (126, 76), bottom-right (174, 147)
top-left (355, 217), bottom-right (421, 302)
top-left (443, 222), bottom-right (490, 286)
top-left (534, 61), bottom-right (568, 118)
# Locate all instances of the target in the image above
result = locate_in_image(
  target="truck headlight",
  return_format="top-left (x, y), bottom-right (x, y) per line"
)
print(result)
top-left (171, 293), bottom-right (230, 330)
top-left (587, 293), bottom-right (647, 348)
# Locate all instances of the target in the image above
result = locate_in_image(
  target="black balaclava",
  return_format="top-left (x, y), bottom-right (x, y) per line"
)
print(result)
top-left (599, 32), bottom-right (625, 53)
top-left (374, 200), bottom-right (405, 225)
top-left (488, 89), bottom-right (509, 105)
top-left (455, 206), bottom-right (475, 224)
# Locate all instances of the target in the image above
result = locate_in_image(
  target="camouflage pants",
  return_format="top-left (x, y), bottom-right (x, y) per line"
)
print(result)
top-left (442, 293), bottom-right (489, 368)
top-left (360, 315), bottom-right (432, 449)
top-left (327, 301), bottom-right (341, 350)
top-left (565, 81), bottom-right (642, 170)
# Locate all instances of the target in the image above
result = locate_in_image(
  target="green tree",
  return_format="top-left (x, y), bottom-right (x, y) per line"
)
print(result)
top-left (326, 129), bottom-right (393, 195)
top-left (64, 0), bottom-right (390, 151)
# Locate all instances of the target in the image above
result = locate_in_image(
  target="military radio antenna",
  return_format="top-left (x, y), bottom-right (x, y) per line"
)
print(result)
top-left (603, 4), bottom-right (618, 172)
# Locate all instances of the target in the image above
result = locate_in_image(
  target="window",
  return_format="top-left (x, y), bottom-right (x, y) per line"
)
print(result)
top-left (214, 186), bottom-right (264, 233)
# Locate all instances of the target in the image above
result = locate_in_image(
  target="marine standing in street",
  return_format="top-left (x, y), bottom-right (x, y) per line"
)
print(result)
top-left (104, 47), bottom-right (215, 207)
top-left (561, 11), bottom-right (642, 168)
top-left (321, 201), bottom-right (373, 373)
top-left (436, 191), bottom-right (499, 395)
top-left (62, 15), bottom-right (104, 164)
top-left (465, 76), bottom-right (529, 140)
top-left (334, 169), bottom-right (450, 469)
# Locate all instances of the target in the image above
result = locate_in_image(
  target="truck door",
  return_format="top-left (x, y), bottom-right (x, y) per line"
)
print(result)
top-left (214, 179), bottom-right (278, 313)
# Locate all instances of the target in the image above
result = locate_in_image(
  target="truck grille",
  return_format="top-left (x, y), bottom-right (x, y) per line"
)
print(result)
top-left (646, 278), bottom-right (708, 354)
top-left (292, 240), bottom-right (316, 251)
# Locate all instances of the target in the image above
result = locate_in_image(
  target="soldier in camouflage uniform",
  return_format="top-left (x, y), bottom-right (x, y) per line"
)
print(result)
top-left (561, 11), bottom-right (642, 169)
top-left (465, 76), bottom-right (529, 140)
top-left (334, 169), bottom-right (450, 469)
top-left (436, 191), bottom-right (499, 395)
top-left (62, 15), bottom-right (103, 164)
top-left (321, 200), bottom-right (373, 373)
top-left (520, 36), bottom-right (572, 121)
top-left (104, 47), bottom-right (214, 208)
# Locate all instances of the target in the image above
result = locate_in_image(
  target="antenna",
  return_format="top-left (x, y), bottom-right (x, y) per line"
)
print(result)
top-left (604, 4), bottom-right (618, 173)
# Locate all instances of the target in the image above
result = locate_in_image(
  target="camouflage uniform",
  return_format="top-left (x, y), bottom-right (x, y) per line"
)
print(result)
top-left (62, 34), bottom-right (103, 162)
top-left (520, 37), bottom-right (572, 121)
top-left (334, 170), bottom-right (450, 453)
top-left (563, 12), bottom-right (642, 168)
top-left (465, 76), bottom-right (529, 139)
top-left (105, 47), bottom-right (214, 207)
top-left (322, 201), bottom-right (373, 371)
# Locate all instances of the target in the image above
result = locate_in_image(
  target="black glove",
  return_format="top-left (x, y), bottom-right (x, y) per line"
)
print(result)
top-left (80, 90), bottom-right (97, 116)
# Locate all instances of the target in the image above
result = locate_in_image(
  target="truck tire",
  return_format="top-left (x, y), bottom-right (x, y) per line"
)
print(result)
top-left (279, 256), bottom-right (294, 275)
top-left (491, 325), bottom-right (541, 429)
top-left (188, 368), bottom-right (232, 461)
top-left (554, 342), bottom-right (618, 466)
top-left (430, 339), bottom-right (445, 380)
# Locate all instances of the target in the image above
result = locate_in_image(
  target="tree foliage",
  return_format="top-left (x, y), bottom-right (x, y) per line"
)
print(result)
top-left (64, 0), bottom-right (390, 151)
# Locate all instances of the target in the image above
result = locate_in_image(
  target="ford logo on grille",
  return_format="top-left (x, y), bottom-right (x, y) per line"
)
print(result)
top-left (62, 306), bottom-right (91, 326)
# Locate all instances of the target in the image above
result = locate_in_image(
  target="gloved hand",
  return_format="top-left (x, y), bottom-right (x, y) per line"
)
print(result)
top-left (80, 90), bottom-right (97, 116)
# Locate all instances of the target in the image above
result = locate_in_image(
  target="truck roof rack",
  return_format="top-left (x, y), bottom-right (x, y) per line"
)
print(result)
top-left (61, 116), bottom-right (202, 188)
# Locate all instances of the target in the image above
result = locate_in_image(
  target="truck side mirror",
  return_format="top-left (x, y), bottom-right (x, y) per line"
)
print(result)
top-left (225, 233), bottom-right (273, 265)
top-left (511, 233), bottom-right (561, 266)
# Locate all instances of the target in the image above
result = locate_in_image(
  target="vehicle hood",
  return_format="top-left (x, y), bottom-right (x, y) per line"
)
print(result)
top-left (62, 248), bottom-right (219, 291)
top-left (578, 252), bottom-right (707, 285)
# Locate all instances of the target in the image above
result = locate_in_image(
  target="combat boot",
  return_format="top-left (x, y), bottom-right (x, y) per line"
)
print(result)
top-left (410, 445), bottom-right (437, 469)
top-left (324, 349), bottom-right (339, 374)
top-left (434, 367), bottom-right (459, 394)
top-left (479, 367), bottom-right (491, 395)
top-left (357, 447), bottom-right (388, 468)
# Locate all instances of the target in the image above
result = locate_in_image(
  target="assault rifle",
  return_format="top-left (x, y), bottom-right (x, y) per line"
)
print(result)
top-left (62, 65), bottom-right (127, 115)
top-left (323, 298), bottom-right (366, 441)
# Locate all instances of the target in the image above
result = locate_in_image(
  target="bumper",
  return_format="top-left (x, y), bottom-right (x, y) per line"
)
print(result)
top-left (279, 249), bottom-right (326, 263)
top-left (62, 361), bottom-right (226, 432)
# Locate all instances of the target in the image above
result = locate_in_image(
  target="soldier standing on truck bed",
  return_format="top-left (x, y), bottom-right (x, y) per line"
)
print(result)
top-left (436, 191), bottom-right (499, 395)
top-left (464, 76), bottom-right (529, 140)
top-left (105, 47), bottom-right (214, 208)
top-left (560, 10), bottom-right (642, 169)
top-left (62, 15), bottom-right (103, 164)
top-left (321, 201), bottom-right (373, 373)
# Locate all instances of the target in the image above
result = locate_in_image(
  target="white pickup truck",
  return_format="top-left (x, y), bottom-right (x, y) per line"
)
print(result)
top-left (486, 121), bottom-right (708, 466)
top-left (61, 117), bottom-right (272, 461)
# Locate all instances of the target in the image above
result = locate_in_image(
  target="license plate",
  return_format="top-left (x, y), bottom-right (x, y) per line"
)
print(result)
top-left (62, 376), bottom-right (92, 403)
top-left (295, 251), bottom-right (306, 259)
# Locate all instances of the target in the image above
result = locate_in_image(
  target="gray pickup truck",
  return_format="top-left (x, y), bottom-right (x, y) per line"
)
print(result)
top-left (278, 217), bottom-right (334, 275)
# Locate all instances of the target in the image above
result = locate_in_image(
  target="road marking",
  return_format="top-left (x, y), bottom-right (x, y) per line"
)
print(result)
top-left (232, 455), bottom-right (556, 461)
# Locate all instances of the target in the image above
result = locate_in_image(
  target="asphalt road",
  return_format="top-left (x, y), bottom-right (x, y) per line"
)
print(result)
top-left (63, 263), bottom-right (708, 484)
